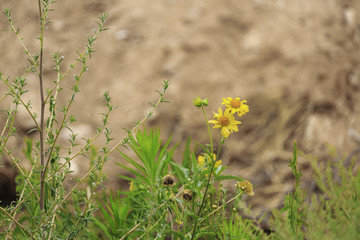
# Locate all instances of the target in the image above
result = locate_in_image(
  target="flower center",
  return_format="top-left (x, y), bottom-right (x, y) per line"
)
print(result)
top-left (230, 99), bottom-right (241, 108)
top-left (219, 116), bottom-right (230, 126)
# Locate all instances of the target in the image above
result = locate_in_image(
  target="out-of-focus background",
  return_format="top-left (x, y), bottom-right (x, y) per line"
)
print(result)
top-left (1, 0), bottom-right (360, 215)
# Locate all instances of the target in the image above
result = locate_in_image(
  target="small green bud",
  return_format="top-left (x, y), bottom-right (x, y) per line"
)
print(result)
top-left (193, 97), bottom-right (208, 108)
top-left (202, 98), bottom-right (208, 106)
top-left (193, 96), bottom-right (203, 108)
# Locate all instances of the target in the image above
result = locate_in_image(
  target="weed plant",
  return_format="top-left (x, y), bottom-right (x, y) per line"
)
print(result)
top-left (0, 1), bottom-right (168, 239)
top-left (1, 1), bottom-right (359, 240)
top-left (270, 143), bottom-right (360, 240)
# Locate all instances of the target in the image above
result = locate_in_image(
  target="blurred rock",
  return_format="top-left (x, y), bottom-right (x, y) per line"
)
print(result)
top-left (115, 29), bottom-right (129, 41)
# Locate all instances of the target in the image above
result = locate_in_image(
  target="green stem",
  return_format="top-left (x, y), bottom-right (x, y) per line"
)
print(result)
top-left (0, 207), bottom-right (35, 240)
top-left (197, 191), bottom-right (242, 226)
top-left (0, 76), bottom-right (41, 131)
top-left (216, 135), bottom-right (224, 161)
top-left (201, 105), bottom-right (213, 153)
top-left (191, 135), bottom-right (224, 240)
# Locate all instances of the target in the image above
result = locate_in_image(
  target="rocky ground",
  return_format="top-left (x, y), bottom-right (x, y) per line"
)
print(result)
top-left (1, 0), bottom-right (360, 217)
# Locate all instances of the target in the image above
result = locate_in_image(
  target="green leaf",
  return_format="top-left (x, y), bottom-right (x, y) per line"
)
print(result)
top-left (115, 163), bottom-right (149, 186)
top-left (182, 137), bottom-right (192, 169)
top-left (117, 151), bottom-right (147, 176)
top-left (170, 161), bottom-right (190, 180)
top-left (167, 231), bottom-right (187, 240)
top-left (214, 175), bottom-right (244, 182)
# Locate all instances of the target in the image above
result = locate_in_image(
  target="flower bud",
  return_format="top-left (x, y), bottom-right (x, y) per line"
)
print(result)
top-left (202, 98), bottom-right (208, 106)
top-left (193, 97), bottom-right (203, 108)
top-left (193, 97), bottom-right (208, 108)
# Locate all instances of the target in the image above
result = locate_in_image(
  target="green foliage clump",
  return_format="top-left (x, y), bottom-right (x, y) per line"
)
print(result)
top-left (270, 143), bottom-right (360, 240)
top-left (87, 125), bottom-right (260, 240)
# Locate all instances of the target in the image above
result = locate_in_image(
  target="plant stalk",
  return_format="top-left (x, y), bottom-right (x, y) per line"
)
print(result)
top-left (38, 0), bottom-right (46, 211)
top-left (191, 126), bottom-right (223, 240)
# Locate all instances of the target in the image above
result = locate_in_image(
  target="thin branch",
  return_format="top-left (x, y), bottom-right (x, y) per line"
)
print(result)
top-left (0, 207), bottom-right (35, 240)
top-left (119, 223), bottom-right (141, 240)
top-left (46, 89), bottom-right (164, 181)
top-left (3, 147), bottom-right (40, 201)
top-left (197, 192), bottom-right (243, 226)
top-left (4, 166), bottom-right (36, 240)
top-left (43, 69), bottom-right (85, 178)
top-left (4, 10), bottom-right (40, 74)
top-left (109, 90), bottom-right (164, 154)
top-left (44, 49), bottom-right (87, 103)
top-left (1, 75), bottom-right (40, 131)
top-left (31, 164), bottom-right (97, 237)
top-left (120, 185), bottom-right (186, 240)
top-left (38, 0), bottom-right (46, 212)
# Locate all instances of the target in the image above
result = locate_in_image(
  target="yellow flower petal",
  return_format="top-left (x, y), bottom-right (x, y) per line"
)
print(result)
top-left (198, 155), bottom-right (205, 167)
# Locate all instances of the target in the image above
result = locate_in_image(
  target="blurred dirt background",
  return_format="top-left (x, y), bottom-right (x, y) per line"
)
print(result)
top-left (1, 0), bottom-right (360, 217)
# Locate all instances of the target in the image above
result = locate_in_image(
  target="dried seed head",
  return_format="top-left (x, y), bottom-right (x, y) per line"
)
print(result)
top-left (182, 189), bottom-right (193, 201)
top-left (236, 180), bottom-right (254, 196)
top-left (163, 174), bottom-right (175, 186)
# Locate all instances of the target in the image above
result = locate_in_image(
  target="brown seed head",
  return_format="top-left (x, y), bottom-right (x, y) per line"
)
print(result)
top-left (163, 174), bottom-right (175, 186)
top-left (182, 189), bottom-right (193, 201)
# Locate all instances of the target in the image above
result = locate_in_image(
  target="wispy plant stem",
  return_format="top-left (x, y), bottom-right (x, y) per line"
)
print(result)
top-left (201, 105), bottom-right (213, 153)
top-left (3, 9), bottom-right (40, 74)
top-left (38, 0), bottom-right (46, 212)
top-left (197, 191), bottom-right (242, 226)
top-left (2, 146), bottom-right (40, 200)
top-left (0, 76), bottom-right (41, 130)
top-left (0, 206), bottom-right (35, 239)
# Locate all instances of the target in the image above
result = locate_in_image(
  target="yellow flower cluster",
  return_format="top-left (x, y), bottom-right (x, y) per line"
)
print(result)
top-left (209, 97), bottom-right (249, 138)
top-left (197, 153), bottom-right (222, 169)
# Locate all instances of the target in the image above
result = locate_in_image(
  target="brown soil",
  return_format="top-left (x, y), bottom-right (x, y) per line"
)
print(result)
top-left (1, 0), bottom-right (360, 216)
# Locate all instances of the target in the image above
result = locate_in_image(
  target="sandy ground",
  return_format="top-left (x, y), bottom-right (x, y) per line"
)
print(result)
top-left (1, 0), bottom-right (360, 215)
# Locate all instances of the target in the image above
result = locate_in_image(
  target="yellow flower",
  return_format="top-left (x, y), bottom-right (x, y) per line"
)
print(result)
top-left (236, 180), bottom-right (254, 196)
top-left (129, 181), bottom-right (135, 191)
top-left (214, 159), bottom-right (222, 168)
top-left (208, 108), bottom-right (241, 138)
top-left (197, 155), bottom-right (206, 167)
top-left (197, 153), bottom-right (222, 168)
top-left (222, 97), bottom-right (249, 117)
